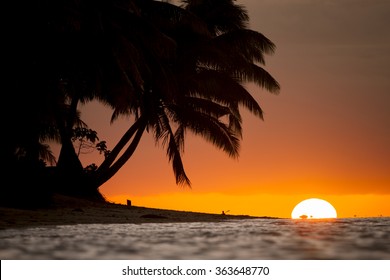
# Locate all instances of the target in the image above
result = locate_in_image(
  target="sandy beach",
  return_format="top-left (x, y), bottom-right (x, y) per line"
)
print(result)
top-left (0, 194), bottom-right (264, 230)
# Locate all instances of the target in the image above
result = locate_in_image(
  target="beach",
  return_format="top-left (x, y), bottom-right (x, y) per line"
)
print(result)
top-left (2, 194), bottom-right (390, 260)
top-left (0, 194), bottom-right (261, 230)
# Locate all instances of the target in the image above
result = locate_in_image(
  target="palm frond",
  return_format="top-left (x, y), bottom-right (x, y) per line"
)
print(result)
top-left (212, 29), bottom-right (276, 64)
top-left (154, 110), bottom-right (191, 186)
top-left (38, 143), bottom-right (57, 165)
top-left (183, 0), bottom-right (249, 34)
top-left (232, 64), bottom-right (281, 94)
top-left (180, 97), bottom-right (232, 118)
top-left (140, 0), bottom-right (211, 37)
top-left (184, 70), bottom-right (264, 118)
top-left (177, 108), bottom-right (240, 158)
top-left (174, 124), bottom-right (186, 153)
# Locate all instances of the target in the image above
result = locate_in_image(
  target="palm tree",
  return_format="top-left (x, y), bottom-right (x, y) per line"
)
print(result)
top-left (4, 0), bottom-right (279, 203)
top-left (4, 0), bottom-right (169, 199)
top-left (42, 0), bottom-right (179, 196)
top-left (92, 0), bottom-right (280, 189)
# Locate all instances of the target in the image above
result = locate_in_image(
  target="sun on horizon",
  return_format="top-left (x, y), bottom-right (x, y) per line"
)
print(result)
top-left (291, 198), bottom-right (337, 219)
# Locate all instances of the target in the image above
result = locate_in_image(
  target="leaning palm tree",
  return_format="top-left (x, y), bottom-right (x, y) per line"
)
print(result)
top-left (5, 0), bottom-right (279, 202)
top-left (41, 0), bottom-right (180, 196)
top-left (4, 0), bottom-right (170, 198)
top-left (92, 0), bottom-right (279, 189)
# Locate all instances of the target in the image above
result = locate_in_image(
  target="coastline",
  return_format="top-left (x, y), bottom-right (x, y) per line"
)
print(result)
top-left (0, 194), bottom-right (272, 230)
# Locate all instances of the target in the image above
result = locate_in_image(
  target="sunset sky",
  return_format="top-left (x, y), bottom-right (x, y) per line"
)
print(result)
top-left (75, 0), bottom-right (390, 218)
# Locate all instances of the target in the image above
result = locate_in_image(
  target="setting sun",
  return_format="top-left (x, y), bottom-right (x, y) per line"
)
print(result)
top-left (291, 198), bottom-right (337, 219)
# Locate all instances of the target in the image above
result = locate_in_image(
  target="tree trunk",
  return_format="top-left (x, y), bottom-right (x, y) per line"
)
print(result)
top-left (56, 95), bottom-right (86, 196)
top-left (95, 119), bottom-right (147, 187)
top-left (97, 116), bottom-right (146, 173)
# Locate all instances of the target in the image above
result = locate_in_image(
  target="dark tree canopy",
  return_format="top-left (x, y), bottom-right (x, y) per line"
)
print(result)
top-left (2, 0), bottom-right (279, 207)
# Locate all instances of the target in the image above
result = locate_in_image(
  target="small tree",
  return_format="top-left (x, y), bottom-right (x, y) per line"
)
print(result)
top-left (71, 127), bottom-right (111, 164)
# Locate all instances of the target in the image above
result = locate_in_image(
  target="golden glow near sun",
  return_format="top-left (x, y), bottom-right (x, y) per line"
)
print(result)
top-left (291, 198), bottom-right (337, 219)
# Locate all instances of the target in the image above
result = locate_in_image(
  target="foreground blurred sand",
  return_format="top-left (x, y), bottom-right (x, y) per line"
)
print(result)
top-left (0, 194), bottom-right (263, 229)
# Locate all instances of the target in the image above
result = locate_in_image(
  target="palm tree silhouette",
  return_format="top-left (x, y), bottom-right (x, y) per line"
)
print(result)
top-left (93, 0), bottom-right (279, 190)
top-left (4, 0), bottom-right (279, 203)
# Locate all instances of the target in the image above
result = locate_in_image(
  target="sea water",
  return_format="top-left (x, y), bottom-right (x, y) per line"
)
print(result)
top-left (0, 218), bottom-right (389, 259)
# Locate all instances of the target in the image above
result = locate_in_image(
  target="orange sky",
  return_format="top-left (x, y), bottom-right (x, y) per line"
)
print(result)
top-left (71, 0), bottom-right (390, 218)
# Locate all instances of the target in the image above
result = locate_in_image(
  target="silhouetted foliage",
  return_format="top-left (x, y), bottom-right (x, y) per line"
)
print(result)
top-left (3, 0), bottom-right (279, 206)
top-left (71, 127), bottom-right (110, 158)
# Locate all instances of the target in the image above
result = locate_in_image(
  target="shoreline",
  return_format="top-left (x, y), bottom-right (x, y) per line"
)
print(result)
top-left (0, 194), bottom-right (276, 230)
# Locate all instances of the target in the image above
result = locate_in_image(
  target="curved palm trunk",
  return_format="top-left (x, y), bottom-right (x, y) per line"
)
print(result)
top-left (95, 118), bottom-right (147, 187)
top-left (97, 115), bottom-right (146, 173)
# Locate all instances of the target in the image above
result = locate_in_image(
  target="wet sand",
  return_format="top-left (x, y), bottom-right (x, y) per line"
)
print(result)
top-left (0, 194), bottom-right (263, 229)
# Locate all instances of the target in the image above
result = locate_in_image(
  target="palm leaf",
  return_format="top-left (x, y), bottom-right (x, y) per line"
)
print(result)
top-left (176, 108), bottom-right (241, 158)
top-left (231, 63), bottom-right (281, 94)
top-left (183, 0), bottom-right (249, 34)
top-left (184, 70), bottom-right (265, 118)
top-left (212, 29), bottom-right (276, 64)
top-left (140, 0), bottom-right (211, 37)
top-left (153, 109), bottom-right (191, 186)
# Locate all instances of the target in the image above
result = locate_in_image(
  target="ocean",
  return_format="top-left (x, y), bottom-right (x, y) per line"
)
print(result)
top-left (1, 218), bottom-right (389, 259)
